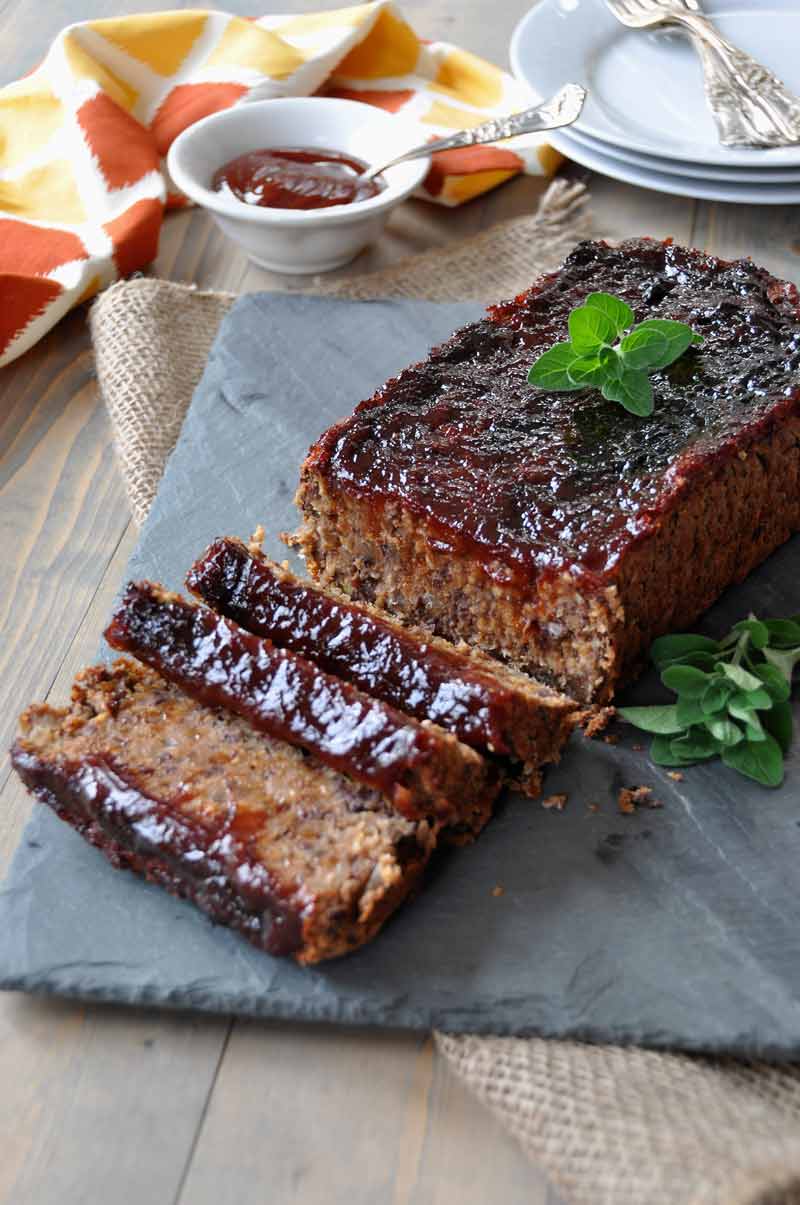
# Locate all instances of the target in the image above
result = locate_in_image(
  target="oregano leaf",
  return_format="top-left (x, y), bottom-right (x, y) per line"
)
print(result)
top-left (763, 701), bottom-right (794, 754)
top-left (567, 355), bottom-right (614, 387)
top-left (661, 664), bottom-right (710, 697)
top-left (676, 696), bottom-right (706, 726)
top-left (763, 645), bottom-right (800, 684)
top-left (650, 634), bottom-right (720, 669)
top-left (721, 663), bottom-right (763, 692)
top-left (671, 727), bottom-right (722, 760)
top-left (650, 734), bottom-right (704, 766)
top-left (601, 369), bottom-right (654, 417)
top-left (752, 663), bottom-right (791, 702)
top-left (618, 326), bottom-right (669, 370)
top-left (631, 318), bottom-right (703, 369)
top-left (738, 688), bottom-right (773, 711)
top-left (705, 716), bottom-right (743, 747)
top-left (722, 735), bottom-right (784, 788)
top-left (763, 619), bottom-right (800, 648)
top-left (701, 681), bottom-right (734, 715)
top-left (733, 617), bottom-right (769, 649)
top-left (585, 292), bottom-right (634, 333)
top-left (568, 306), bottom-right (618, 354)
top-left (616, 704), bottom-right (684, 735)
top-left (527, 343), bottom-right (583, 391)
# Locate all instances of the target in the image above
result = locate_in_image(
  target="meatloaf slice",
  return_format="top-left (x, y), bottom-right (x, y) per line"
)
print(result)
top-left (105, 581), bottom-right (498, 834)
top-left (11, 661), bottom-right (437, 964)
top-left (186, 535), bottom-right (577, 788)
top-left (294, 238), bottom-right (800, 703)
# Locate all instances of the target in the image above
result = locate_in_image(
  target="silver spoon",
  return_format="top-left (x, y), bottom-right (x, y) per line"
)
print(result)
top-left (361, 83), bottom-right (587, 181)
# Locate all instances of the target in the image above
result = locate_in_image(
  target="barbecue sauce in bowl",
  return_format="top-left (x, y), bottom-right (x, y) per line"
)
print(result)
top-left (212, 147), bottom-right (385, 211)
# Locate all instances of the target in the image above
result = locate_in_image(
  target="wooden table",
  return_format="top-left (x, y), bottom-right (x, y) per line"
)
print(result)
top-left (1, 2), bottom-right (798, 1202)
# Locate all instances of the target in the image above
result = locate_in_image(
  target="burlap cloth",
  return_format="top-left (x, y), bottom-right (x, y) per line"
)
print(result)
top-left (90, 180), bottom-right (800, 1205)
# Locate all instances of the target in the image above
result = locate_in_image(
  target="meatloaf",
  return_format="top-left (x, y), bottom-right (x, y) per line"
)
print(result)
top-left (105, 581), bottom-right (498, 833)
top-left (186, 535), bottom-right (577, 788)
top-left (11, 661), bottom-right (437, 963)
top-left (294, 238), bottom-right (800, 702)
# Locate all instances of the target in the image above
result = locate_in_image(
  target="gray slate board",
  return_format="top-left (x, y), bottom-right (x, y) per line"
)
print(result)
top-left (2, 293), bottom-right (800, 1056)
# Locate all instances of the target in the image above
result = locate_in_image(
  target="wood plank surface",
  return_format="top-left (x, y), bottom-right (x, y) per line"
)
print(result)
top-left (1, 0), bottom-right (794, 1202)
top-left (178, 1028), bottom-right (558, 1205)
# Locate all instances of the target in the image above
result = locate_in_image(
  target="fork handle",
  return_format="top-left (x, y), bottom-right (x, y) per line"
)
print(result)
top-left (668, 10), bottom-right (800, 147)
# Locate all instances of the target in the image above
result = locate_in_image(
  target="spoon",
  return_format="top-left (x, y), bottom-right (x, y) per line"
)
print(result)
top-left (361, 83), bottom-right (587, 181)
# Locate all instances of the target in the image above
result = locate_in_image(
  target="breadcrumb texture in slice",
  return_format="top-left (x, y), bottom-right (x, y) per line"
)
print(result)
top-left (186, 536), bottom-right (579, 788)
top-left (11, 660), bottom-right (438, 964)
top-left (104, 580), bottom-right (498, 833)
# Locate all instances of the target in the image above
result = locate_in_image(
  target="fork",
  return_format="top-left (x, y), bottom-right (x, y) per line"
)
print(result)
top-left (605, 0), bottom-right (800, 148)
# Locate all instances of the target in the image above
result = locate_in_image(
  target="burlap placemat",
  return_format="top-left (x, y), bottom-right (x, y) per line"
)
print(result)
top-left (89, 179), bottom-right (800, 1205)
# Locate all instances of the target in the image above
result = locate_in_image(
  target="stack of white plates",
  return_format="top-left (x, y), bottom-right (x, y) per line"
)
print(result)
top-left (510, 0), bottom-right (800, 204)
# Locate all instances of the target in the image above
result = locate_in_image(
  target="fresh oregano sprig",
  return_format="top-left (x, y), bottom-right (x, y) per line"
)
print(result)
top-left (527, 292), bottom-right (703, 417)
top-left (618, 614), bottom-right (800, 787)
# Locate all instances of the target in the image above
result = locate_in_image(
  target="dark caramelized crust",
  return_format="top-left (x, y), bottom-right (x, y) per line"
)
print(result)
top-left (295, 239), bottom-right (800, 701)
top-left (11, 661), bottom-right (437, 964)
top-left (186, 536), bottom-right (577, 774)
top-left (105, 581), bottom-right (498, 830)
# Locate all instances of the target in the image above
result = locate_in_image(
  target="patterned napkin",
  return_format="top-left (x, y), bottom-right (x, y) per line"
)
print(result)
top-left (0, 1), bottom-right (558, 367)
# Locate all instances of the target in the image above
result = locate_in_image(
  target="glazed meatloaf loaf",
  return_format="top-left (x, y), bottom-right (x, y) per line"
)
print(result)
top-left (11, 661), bottom-right (438, 963)
top-left (295, 238), bottom-right (800, 702)
top-left (105, 580), bottom-right (498, 834)
top-left (186, 535), bottom-right (577, 789)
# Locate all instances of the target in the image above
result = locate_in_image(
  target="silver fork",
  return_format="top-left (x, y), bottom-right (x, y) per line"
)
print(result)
top-left (605, 0), bottom-right (800, 148)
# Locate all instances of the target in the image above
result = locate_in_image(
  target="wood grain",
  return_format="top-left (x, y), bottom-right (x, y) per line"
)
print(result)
top-left (1, 0), bottom-right (794, 1202)
top-left (178, 1027), bottom-right (551, 1205)
top-left (0, 995), bottom-right (228, 1205)
top-left (0, 315), bottom-right (130, 808)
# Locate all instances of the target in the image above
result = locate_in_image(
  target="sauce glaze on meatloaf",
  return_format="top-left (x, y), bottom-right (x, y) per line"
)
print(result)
top-left (105, 581), bottom-right (497, 832)
top-left (295, 239), bottom-right (800, 701)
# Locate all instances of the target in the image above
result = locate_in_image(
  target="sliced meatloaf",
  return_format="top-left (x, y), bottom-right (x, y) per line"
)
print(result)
top-left (186, 535), bottom-right (578, 790)
top-left (105, 581), bottom-right (498, 834)
top-left (11, 661), bottom-right (437, 964)
top-left (294, 238), bottom-right (800, 703)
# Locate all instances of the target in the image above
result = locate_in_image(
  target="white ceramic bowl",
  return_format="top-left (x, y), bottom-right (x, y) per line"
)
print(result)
top-left (167, 98), bottom-right (430, 274)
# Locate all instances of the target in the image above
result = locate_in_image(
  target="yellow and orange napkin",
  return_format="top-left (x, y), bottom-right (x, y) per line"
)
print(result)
top-left (0, 2), bottom-right (560, 366)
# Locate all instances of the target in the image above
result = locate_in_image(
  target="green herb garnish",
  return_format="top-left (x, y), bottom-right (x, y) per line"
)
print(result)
top-left (527, 292), bottom-right (703, 417)
top-left (618, 615), bottom-right (800, 787)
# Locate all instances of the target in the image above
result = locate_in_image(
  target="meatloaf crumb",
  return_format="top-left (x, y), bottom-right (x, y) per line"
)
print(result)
top-left (541, 793), bottom-right (568, 811)
top-left (11, 661), bottom-right (439, 964)
top-left (618, 786), bottom-right (660, 814)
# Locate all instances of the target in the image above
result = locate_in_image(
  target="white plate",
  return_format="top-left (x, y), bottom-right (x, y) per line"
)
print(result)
top-left (549, 127), bottom-right (800, 203)
top-left (510, 0), bottom-right (800, 168)
top-left (564, 124), bottom-right (800, 183)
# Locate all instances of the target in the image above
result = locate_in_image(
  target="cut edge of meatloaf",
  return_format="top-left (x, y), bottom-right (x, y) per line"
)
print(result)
top-left (105, 581), bottom-right (498, 835)
top-left (293, 477), bottom-right (618, 703)
top-left (185, 534), bottom-right (579, 789)
top-left (295, 415), bottom-right (800, 703)
top-left (10, 660), bottom-right (438, 965)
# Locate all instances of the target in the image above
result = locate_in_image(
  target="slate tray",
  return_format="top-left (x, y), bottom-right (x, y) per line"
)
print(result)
top-left (2, 293), bottom-right (799, 1056)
